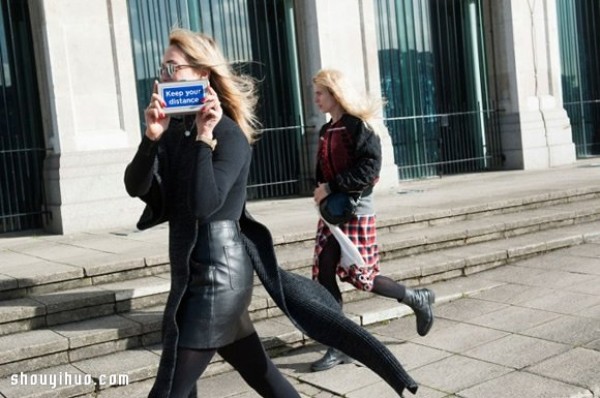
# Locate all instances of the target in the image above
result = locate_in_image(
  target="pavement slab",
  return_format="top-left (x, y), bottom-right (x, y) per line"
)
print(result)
top-left (519, 290), bottom-right (600, 315)
top-left (468, 282), bottom-right (557, 306)
top-left (0, 275), bottom-right (17, 293)
top-left (527, 347), bottom-right (600, 395)
top-left (30, 285), bottom-right (115, 314)
top-left (462, 334), bottom-right (571, 369)
top-left (411, 322), bottom-right (509, 354)
top-left (434, 297), bottom-right (509, 322)
top-left (0, 261), bottom-right (83, 289)
top-left (457, 371), bottom-right (593, 398)
top-left (466, 305), bottom-right (562, 333)
top-left (516, 251), bottom-right (600, 274)
top-left (97, 378), bottom-right (154, 398)
top-left (51, 315), bottom-right (142, 349)
top-left (578, 303), bottom-right (600, 320)
top-left (72, 349), bottom-right (158, 390)
top-left (0, 329), bottom-right (68, 364)
top-left (381, 340), bottom-right (452, 371)
top-left (0, 298), bottom-right (46, 324)
top-left (298, 362), bottom-right (382, 396)
top-left (120, 305), bottom-right (164, 334)
top-left (409, 354), bottom-right (512, 394)
top-left (520, 315), bottom-right (600, 346)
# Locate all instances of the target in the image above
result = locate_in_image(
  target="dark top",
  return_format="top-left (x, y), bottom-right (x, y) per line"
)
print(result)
top-left (316, 113), bottom-right (382, 214)
top-left (124, 114), bottom-right (251, 224)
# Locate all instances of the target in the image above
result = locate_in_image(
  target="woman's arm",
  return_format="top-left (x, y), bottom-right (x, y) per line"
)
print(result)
top-left (124, 136), bottom-right (160, 197)
top-left (189, 118), bottom-right (250, 220)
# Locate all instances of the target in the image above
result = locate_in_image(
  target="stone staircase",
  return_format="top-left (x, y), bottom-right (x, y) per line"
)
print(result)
top-left (0, 187), bottom-right (599, 397)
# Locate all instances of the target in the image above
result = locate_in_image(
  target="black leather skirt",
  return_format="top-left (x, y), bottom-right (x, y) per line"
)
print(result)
top-left (177, 220), bottom-right (255, 349)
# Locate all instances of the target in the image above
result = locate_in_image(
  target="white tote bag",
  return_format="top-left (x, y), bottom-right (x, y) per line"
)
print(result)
top-left (322, 218), bottom-right (366, 269)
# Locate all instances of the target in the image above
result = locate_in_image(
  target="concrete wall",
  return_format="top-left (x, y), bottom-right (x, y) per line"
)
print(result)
top-left (295, 0), bottom-right (398, 194)
top-left (29, 0), bottom-right (144, 233)
top-left (487, 0), bottom-right (575, 169)
top-left (24, 0), bottom-right (579, 234)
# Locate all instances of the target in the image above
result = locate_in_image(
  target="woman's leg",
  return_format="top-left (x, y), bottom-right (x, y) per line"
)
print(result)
top-left (316, 236), bottom-right (343, 306)
top-left (170, 347), bottom-right (216, 398)
top-left (371, 275), bottom-right (406, 300)
top-left (218, 332), bottom-right (300, 398)
top-left (311, 236), bottom-right (353, 372)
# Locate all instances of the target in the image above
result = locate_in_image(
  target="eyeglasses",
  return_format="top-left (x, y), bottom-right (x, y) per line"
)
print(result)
top-left (158, 63), bottom-right (194, 78)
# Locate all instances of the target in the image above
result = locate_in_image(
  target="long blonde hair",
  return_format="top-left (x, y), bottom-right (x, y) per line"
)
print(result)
top-left (313, 69), bottom-right (385, 135)
top-left (169, 28), bottom-right (259, 143)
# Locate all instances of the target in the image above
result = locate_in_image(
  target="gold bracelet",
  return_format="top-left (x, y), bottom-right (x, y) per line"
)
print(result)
top-left (196, 135), bottom-right (218, 151)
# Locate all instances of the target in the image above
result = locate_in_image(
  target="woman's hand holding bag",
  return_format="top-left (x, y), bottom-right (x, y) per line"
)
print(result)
top-left (319, 192), bottom-right (360, 225)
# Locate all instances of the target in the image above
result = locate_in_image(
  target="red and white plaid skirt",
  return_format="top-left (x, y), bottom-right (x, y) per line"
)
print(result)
top-left (312, 215), bottom-right (381, 292)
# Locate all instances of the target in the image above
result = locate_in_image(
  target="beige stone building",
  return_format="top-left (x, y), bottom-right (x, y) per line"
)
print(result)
top-left (0, 0), bottom-right (597, 234)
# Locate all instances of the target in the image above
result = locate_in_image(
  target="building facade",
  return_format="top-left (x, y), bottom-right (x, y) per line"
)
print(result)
top-left (0, 0), bottom-right (597, 235)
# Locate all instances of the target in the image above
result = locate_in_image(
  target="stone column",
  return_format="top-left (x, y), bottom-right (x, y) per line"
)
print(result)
top-left (29, 0), bottom-right (144, 233)
top-left (487, 0), bottom-right (575, 169)
top-left (295, 0), bottom-right (398, 193)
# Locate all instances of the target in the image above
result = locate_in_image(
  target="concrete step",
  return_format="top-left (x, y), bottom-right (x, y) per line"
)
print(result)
top-left (10, 230), bottom-right (596, 398)
top-left (0, 196), bottom-right (600, 336)
top-left (0, 274), bottom-right (170, 338)
top-left (0, 271), bottom-right (511, 398)
top-left (2, 187), bottom-right (599, 302)
top-left (270, 197), bottom-right (600, 272)
top-left (0, 219), bottom-right (598, 381)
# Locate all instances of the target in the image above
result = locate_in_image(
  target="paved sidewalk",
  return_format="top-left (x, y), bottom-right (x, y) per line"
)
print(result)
top-left (2, 159), bottom-right (600, 259)
top-left (279, 241), bottom-right (600, 398)
top-left (111, 241), bottom-right (600, 398)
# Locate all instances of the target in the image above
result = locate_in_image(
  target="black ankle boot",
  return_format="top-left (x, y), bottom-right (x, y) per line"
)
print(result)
top-left (310, 347), bottom-right (353, 372)
top-left (401, 288), bottom-right (435, 336)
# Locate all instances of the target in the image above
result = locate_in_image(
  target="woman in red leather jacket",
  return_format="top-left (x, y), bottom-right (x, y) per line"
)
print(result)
top-left (310, 69), bottom-right (436, 372)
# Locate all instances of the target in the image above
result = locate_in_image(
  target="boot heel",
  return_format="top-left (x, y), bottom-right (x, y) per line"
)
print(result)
top-left (310, 348), bottom-right (353, 372)
top-left (428, 289), bottom-right (436, 304)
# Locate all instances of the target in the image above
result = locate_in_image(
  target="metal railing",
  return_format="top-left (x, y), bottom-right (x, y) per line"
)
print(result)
top-left (374, 0), bottom-right (502, 180)
top-left (384, 108), bottom-right (502, 179)
top-left (127, 0), bottom-right (307, 199)
top-left (0, 1), bottom-right (47, 234)
top-left (247, 124), bottom-right (313, 199)
top-left (557, 0), bottom-right (600, 158)
top-left (564, 100), bottom-right (600, 157)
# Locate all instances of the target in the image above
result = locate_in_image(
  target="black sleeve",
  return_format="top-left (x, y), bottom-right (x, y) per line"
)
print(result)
top-left (315, 125), bottom-right (327, 186)
top-left (189, 123), bottom-right (250, 219)
top-left (124, 136), bottom-right (159, 197)
top-left (330, 122), bottom-right (382, 192)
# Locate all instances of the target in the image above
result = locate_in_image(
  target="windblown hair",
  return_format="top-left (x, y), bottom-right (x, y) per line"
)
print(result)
top-left (169, 28), bottom-right (260, 143)
top-left (313, 69), bottom-right (386, 135)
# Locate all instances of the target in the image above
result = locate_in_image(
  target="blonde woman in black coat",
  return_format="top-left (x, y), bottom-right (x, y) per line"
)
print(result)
top-left (124, 28), bottom-right (300, 398)
top-left (126, 30), bottom-right (421, 398)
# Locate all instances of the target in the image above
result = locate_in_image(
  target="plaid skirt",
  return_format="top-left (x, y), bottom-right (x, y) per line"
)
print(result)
top-left (312, 215), bottom-right (380, 292)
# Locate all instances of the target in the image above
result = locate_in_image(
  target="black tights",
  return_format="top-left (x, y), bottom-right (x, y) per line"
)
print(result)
top-left (316, 237), bottom-right (343, 305)
top-left (170, 332), bottom-right (299, 398)
top-left (317, 236), bottom-right (406, 303)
